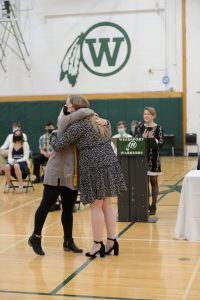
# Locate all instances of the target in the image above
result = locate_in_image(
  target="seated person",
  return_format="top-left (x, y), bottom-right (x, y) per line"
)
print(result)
top-left (4, 129), bottom-right (30, 193)
top-left (129, 120), bottom-right (139, 136)
top-left (0, 122), bottom-right (27, 175)
top-left (112, 121), bottom-right (132, 154)
top-left (32, 122), bottom-right (54, 183)
top-left (112, 121), bottom-right (132, 138)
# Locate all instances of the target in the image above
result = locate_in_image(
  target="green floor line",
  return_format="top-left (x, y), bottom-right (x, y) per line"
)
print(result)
top-left (157, 176), bottom-right (184, 203)
top-left (0, 290), bottom-right (153, 300)
top-left (50, 222), bottom-right (135, 295)
top-left (50, 258), bottom-right (95, 295)
top-left (55, 293), bottom-right (154, 300)
top-left (0, 290), bottom-right (47, 296)
top-left (1, 176), bottom-right (183, 300)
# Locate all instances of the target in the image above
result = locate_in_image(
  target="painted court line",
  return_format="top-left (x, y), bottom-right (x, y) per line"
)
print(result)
top-left (0, 172), bottom-right (188, 299)
top-left (0, 290), bottom-right (153, 300)
top-left (50, 222), bottom-right (135, 295)
top-left (182, 256), bottom-right (200, 300)
top-left (2, 233), bottom-right (198, 244)
top-left (0, 219), bottom-right (60, 254)
top-left (0, 197), bottom-right (41, 216)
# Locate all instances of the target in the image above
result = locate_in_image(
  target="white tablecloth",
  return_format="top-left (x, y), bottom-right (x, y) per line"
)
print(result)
top-left (174, 170), bottom-right (200, 241)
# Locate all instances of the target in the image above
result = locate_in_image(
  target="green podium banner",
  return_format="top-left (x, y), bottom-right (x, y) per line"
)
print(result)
top-left (117, 138), bottom-right (145, 156)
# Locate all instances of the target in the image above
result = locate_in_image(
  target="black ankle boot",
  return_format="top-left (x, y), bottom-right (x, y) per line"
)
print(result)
top-left (105, 237), bottom-right (119, 256)
top-left (85, 241), bottom-right (105, 258)
top-left (149, 204), bottom-right (157, 215)
top-left (28, 233), bottom-right (45, 255)
top-left (63, 238), bottom-right (83, 253)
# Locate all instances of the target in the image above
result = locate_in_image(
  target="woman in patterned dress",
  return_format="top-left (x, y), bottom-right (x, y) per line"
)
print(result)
top-left (134, 107), bottom-right (164, 215)
top-left (51, 95), bottom-right (126, 257)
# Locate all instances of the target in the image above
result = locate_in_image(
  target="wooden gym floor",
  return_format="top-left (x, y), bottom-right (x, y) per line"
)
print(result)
top-left (0, 156), bottom-right (200, 300)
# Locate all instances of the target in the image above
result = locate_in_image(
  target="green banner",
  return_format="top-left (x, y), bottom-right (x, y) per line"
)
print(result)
top-left (117, 138), bottom-right (145, 156)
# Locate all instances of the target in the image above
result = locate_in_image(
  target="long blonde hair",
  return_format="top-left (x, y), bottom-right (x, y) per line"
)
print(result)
top-left (88, 114), bottom-right (111, 138)
top-left (69, 95), bottom-right (110, 138)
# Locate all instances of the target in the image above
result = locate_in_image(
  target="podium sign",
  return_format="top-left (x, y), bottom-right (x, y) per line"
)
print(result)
top-left (118, 138), bottom-right (145, 156)
top-left (117, 138), bottom-right (148, 222)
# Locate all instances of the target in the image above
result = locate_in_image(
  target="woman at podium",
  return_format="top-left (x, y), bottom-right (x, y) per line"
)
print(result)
top-left (134, 107), bottom-right (164, 215)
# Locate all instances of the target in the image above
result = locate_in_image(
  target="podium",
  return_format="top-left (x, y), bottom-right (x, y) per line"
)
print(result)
top-left (116, 137), bottom-right (148, 222)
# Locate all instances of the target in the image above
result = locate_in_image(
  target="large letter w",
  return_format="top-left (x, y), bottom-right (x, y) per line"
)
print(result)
top-left (85, 37), bottom-right (124, 67)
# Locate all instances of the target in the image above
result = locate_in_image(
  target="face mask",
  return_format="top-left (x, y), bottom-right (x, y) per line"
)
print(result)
top-left (13, 127), bottom-right (20, 133)
top-left (47, 129), bottom-right (54, 134)
top-left (131, 127), bottom-right (135, 134)
top-left (117, 128), bottom-right (126, 135)
top-left (14, 135), bottom-right (22, 142)
top-left (63, 105), bottom-right (69, 116)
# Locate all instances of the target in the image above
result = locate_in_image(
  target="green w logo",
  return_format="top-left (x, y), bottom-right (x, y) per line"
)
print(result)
top-left (60, 22), bottom-right (131, 87)
top-left (85, 37), bottom-right (125, 67)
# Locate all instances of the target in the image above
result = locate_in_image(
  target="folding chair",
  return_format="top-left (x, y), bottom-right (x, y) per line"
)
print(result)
top-left (185, 133), bottom-right (199, 156)
top-left (40, 161), bottom-right (47, 182)
top-left (10, 161), bottom-right (35, 193)
top-left (10, 172), bottom-right (35, 193)
top-left (163, 134), bottom-right (175, 156)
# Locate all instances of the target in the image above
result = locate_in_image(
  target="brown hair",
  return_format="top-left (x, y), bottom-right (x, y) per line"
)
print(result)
top-left (68, 94), bottom-right (90, 110)
top-left (68, 94), bottom-right (110, 138)
top-left (144, 107), bottom-right (156, 118)
top-left (117, 121), bottom-right (127, 127)
top-left (131, 120), bottom-right (139, 127)
top-left (13, 129), bottom-right (24, 143)
top-left (12, 122), bottom-right (21, 128)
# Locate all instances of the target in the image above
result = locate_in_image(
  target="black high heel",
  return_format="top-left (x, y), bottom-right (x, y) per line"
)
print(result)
top-left (28, 233), bottom-right (45, 255)
top-left (105, 237), bottom-right (119, 256)
top-left (85, 241), bottom-right (105, 258)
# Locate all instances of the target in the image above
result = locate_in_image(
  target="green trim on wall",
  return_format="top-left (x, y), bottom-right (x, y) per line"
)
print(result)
top-left (0, 97), bottom-right (183, 155)
top-left (89, 97), bottom-right (183, 155)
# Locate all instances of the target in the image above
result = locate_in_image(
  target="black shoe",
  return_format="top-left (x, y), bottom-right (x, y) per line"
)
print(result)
top-left (32, 178), bottom-right (41, 184)
top-left (85, 241), bottom-right (105, 258)
top-left (0, 170), bottom-right (5, 176)
top-left (63, 238), bottom-right (83, 253)
top-left (49, 202), bottom-right (61, 212)
top-left (149, 204), bottom-right (157, 215)
top-left (28, 233), bottom-right (45, 255)
top-left (105, 238), bottom-right (119, 256)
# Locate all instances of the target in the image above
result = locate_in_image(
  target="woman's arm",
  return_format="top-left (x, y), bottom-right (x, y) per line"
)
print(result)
top-left (17, 142), bottom-right (30, 162)
top-left (8, 144), bottom-right (14, 165)
top-left (157, 126), bottom-right (164, 146)
top-left (133, 124), bottom-right (142, 137)
top-left (51, 122), bottom-right (84, 152)
top-left (57, 108), bottom-right (93, 137)
top-left (1, 134), bottom-right (11, 150)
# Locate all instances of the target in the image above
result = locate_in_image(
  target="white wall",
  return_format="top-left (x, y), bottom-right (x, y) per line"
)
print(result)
top-left (0, 0), bottom-right (182, 95)
top-left (186, 0), bottom-right (200, 146)
top-left (1, 0), bottom-right (199, 147)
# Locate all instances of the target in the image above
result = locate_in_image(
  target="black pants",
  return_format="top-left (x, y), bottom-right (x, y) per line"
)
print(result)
top-left (33, 154), bottom-right (48, 178)
top-left (34, 185), bottom-right (78, 239)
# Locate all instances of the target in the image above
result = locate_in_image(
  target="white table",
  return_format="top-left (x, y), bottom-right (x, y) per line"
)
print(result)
top-left (175, 170), bottom-right (200, 241)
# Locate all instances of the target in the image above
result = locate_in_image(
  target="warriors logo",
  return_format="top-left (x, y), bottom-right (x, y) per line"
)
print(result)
top-left (60, 22), bottom-right (131, 86)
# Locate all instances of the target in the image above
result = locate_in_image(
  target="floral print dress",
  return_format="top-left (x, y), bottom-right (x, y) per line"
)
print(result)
top-left (134, 123), bottom-right (164, 175)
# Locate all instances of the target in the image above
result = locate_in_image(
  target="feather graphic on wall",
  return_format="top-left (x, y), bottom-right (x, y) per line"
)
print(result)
top-left (60, 33), bottom-right (85, 87)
